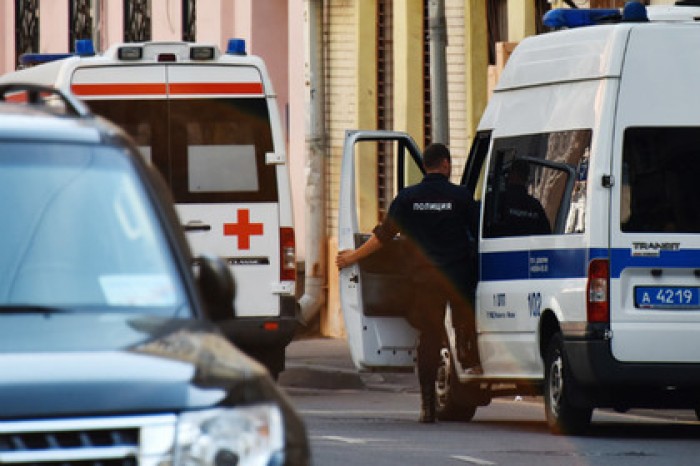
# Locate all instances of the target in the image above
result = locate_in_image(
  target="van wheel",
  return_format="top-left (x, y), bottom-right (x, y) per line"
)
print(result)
top-left (436, 347), bottom-right (477, 421)
top-left (544, 334), bottom-right (592, 435)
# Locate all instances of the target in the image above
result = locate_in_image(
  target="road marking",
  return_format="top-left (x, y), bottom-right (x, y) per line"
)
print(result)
top-left (319, 435), bottom-right (368, 444)
top-left (451, 455), bottom-right (497, 465)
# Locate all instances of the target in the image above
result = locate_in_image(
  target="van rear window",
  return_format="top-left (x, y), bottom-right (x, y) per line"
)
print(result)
top-left (87, 98), bottom-right (277, 203)
top-left (622, 127), bottom-right (700, 233)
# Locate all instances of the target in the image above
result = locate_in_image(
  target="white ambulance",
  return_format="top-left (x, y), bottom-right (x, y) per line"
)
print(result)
top-left (2, 39), bottom-right (298, 378)
top-left (339, 3), bottom-right (700, 434)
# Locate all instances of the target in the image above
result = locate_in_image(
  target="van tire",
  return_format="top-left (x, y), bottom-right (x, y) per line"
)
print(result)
top-left (544, 333), bottom-right (592, 435)
top-left (436, 347), bottom-right (477, 422)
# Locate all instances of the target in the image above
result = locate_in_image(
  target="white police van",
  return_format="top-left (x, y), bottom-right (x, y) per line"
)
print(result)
top-left (338, 2), bottom-right (700, 434)
top-left (1, 39), bottom-right (298, 378)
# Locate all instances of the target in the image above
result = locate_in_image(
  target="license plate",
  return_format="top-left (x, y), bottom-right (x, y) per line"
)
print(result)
top-left (635, 286), bottom-right (700, 309)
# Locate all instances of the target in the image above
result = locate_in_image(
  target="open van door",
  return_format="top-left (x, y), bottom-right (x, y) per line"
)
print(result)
top-left (338, 131), bottom-right (424, 372)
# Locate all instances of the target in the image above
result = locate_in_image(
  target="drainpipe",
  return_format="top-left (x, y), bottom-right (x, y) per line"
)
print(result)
top-left (428, 0), bottom-right (449, 144)
top-left (299, 0), bottom-right (326, 325)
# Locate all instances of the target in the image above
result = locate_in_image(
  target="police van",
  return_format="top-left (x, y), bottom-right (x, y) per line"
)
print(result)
top-left (1, 39), bottom-right (298, 378)
top-left (338, 2), bottom-right (700, 434)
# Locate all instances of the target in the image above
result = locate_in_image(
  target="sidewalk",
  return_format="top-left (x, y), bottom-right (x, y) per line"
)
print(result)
top-left (278, 337), bottom-right (419, 393)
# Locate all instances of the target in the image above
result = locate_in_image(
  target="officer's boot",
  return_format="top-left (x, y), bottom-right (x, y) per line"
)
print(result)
top-left (419, 383), bottom-right (436, 423)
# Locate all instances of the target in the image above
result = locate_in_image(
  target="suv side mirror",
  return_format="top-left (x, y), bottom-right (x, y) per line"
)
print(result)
top-left (196, 255), bottom-right (236, 321)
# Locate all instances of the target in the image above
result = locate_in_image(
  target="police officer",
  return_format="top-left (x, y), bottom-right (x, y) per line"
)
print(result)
top-left (336, 143), bottom-right (480, 423)
top-left (492, 159), bottom-right (551, 237)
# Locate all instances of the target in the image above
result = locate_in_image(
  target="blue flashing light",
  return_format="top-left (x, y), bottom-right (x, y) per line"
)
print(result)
top-left (543, 8), bottom-right (621, 29)
top-left (621, 2), bottom-right (649, 22)
top-left (75, 39), bottom-right (96, 56)
top-left (226, 38), bottom-right (247, 56)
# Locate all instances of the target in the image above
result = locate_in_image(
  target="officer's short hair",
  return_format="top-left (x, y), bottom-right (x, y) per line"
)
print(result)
top-left (422, 143), bottom-right (451, 170)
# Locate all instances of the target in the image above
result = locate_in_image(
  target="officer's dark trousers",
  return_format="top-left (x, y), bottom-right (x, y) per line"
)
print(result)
top-left (411, 272), bottom-right (448, 390)
top-left (410, 268), bottom-right (477, 390)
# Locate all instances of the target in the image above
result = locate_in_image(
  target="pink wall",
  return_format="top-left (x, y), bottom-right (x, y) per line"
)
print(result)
top-left (152, 0), bottom-right (182, 41)
top-left (287, 0), bottom-right (306, 253)
top-left (40, 0), bottom-right (69, 52)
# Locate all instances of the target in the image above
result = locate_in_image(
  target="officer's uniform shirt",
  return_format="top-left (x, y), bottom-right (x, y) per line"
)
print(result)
top-left (372, 173), bottom-right (477, 277)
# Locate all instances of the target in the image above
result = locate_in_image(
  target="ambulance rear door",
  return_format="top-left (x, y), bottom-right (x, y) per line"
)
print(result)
top-left (166, 65), bottom-right (284, 320)
top-left (338, 131), bottom-right (423, 372)
top-left (73, 63), bottom-right (285, 319)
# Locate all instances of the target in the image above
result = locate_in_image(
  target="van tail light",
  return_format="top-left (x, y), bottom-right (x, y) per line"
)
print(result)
top-left (587, 258), bottom-right (609, 323)
top-left (280, 227), bottom-right (296, 281)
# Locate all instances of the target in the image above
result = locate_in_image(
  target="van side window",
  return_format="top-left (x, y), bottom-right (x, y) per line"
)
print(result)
top-left (621, 127), bottom-right (700, 233)
top-left (483, 130), bottom-right (591, 238)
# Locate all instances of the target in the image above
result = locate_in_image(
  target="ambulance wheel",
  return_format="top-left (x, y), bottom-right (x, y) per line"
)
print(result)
top-left (436, 348), bottom-right (477, 422)
top-left (544, 334), bottom-right (592, 435)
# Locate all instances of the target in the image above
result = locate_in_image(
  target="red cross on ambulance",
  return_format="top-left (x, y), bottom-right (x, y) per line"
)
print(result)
top-left (223, 209), bottom-right (264, 250)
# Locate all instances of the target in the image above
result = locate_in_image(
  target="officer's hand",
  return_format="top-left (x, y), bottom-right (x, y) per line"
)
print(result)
top-left (336, 250), bottom-right (355, 269)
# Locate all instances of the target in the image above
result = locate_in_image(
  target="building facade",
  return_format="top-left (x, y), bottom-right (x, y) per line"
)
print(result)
top-left (0, 0), bottom-right (673, 337)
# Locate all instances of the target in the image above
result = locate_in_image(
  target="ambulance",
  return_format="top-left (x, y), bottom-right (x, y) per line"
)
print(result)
top-left (338, 3), bottom-right (700, 434)
top-left (1, 39), bottom-right (298, 378)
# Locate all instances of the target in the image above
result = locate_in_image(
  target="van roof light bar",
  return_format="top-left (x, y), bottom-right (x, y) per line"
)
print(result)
top-left (543, 3), bottom-right (650, 29)
top-left (543, 8), bottom-right (621, 29)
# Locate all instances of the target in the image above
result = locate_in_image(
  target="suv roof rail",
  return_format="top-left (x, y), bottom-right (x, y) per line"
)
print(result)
top-left (0, 83), bottom-right (91, 118)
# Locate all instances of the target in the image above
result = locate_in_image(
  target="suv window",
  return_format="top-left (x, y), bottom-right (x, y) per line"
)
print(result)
top-left (621, 127), bottom-right (700, 233)
top-left (87, 98), bottom-right (278, 203)
top-left (0, 142), bottom-right (187, 313)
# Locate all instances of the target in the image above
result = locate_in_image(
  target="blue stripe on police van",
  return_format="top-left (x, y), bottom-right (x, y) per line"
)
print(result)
top-left (481, 247), bottom-right (700, 281)
top-left (609, 247), bottom-right (700, 278)
top-left (480, 247), bottom-right (621, 281)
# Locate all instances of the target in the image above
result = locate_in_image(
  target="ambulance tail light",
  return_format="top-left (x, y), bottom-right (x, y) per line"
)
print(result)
top-left (587, 258), bottom-right (609, 323)
top-left (280, 228), bottom-right (296, 281)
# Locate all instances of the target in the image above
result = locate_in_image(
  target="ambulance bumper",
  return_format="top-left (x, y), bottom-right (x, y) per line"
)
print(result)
top-left (217, 296), bottom-right (299, 349)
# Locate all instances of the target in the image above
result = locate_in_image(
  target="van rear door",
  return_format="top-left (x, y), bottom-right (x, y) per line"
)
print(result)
top-left (610, 26), bottom-right (700, 363)
top-left (338, 131), bottom-right (423, 371)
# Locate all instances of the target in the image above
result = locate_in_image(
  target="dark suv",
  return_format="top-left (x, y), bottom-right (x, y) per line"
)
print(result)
top-left (0, 84), bottom-right (309, 466)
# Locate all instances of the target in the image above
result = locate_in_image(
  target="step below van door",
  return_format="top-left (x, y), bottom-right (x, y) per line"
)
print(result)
top-left (611, 126), bottom-right (700, 363)
top-left (338, 131), bottom-right (423, 372)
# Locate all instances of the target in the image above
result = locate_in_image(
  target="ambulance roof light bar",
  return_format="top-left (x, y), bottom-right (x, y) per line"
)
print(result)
top-left (75, 39), bottom-right (95, 57)
top-left (226, 38), bottom-right (247, 56)
top-left (118, 45), bottom-right (143, 61)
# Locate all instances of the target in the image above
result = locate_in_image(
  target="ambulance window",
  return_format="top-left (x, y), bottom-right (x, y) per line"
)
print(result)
top-left (169, 98), bottom-right (277, 203)
top-left (86, 98), bottom-right (277, 203)
top-left (86, 100), bottom-right (162, 167)
top-left (483, 129), bottom-right (590, 238)
top-left (621, 127), bottom-right (700, 233)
